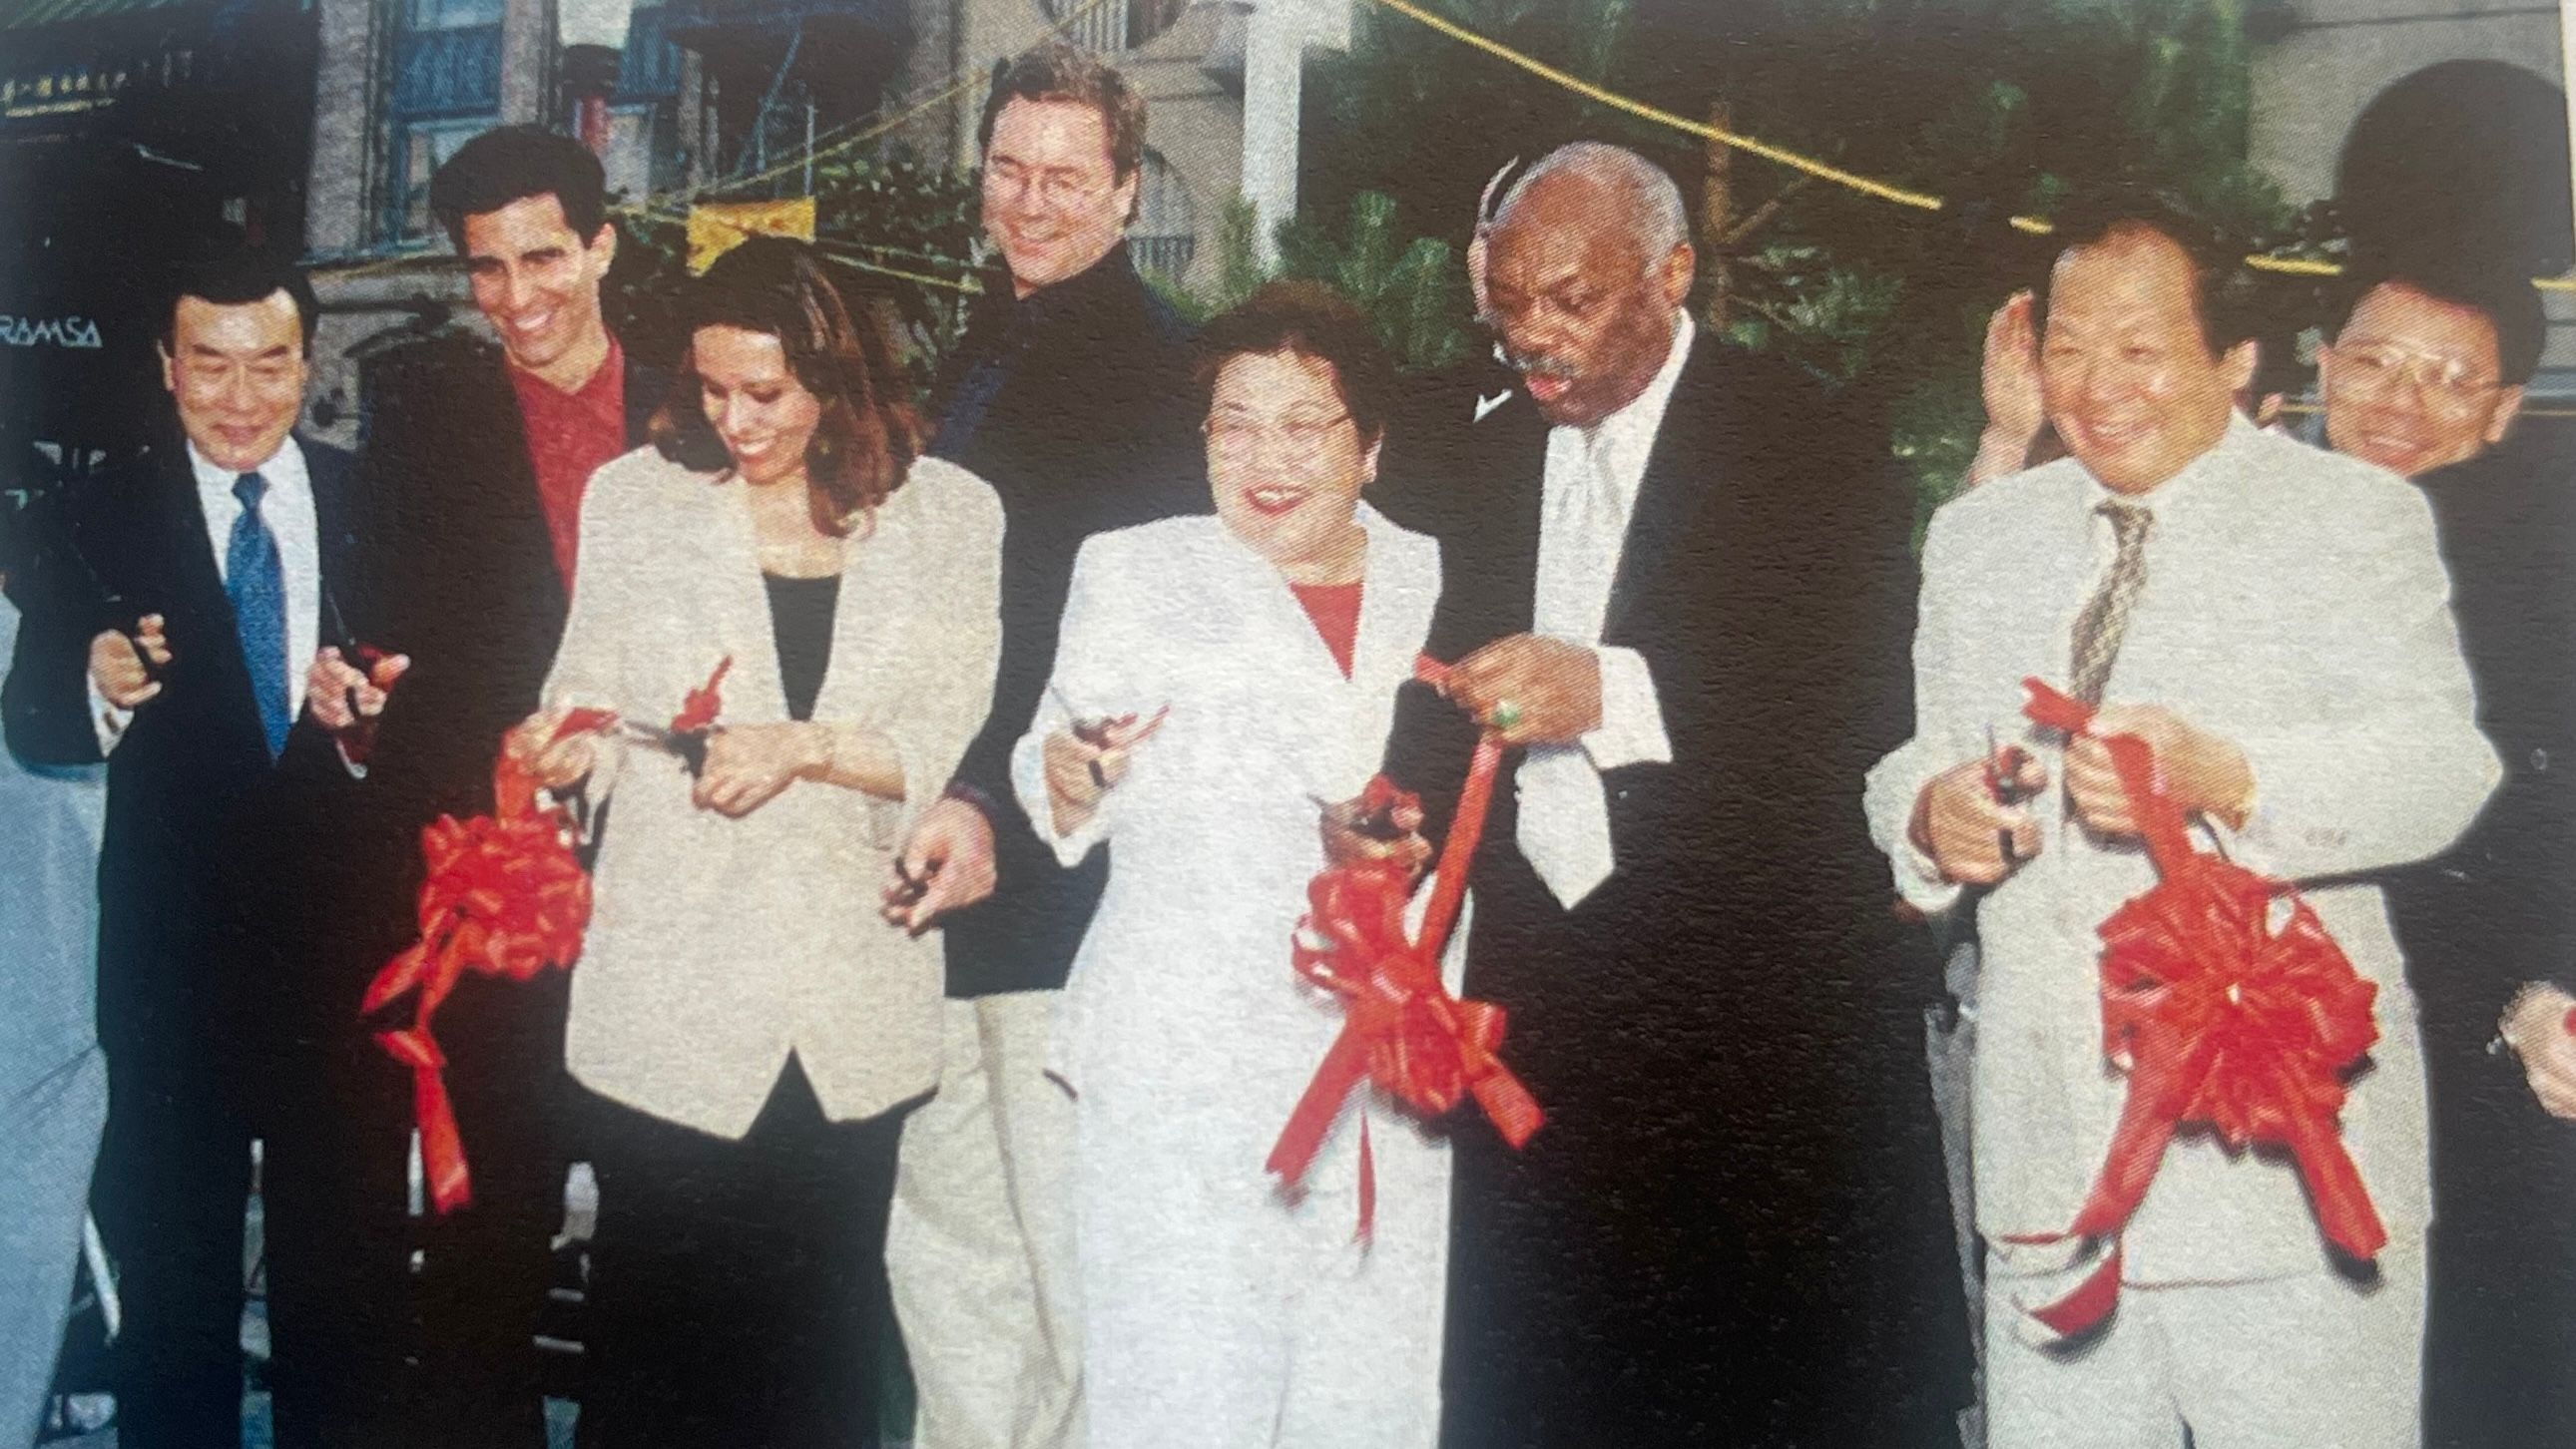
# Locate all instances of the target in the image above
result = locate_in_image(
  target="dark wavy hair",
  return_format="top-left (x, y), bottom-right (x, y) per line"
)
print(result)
top-left (428, 125), bottom-right (610, 252)
top-left (649, 237), bottom-right (922, 535)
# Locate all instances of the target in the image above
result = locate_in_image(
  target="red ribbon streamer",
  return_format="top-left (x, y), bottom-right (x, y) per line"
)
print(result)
top-left (360, 754), bottom-right (592, 1213)
top-left (361, 657), bottom-right (731, 1213)
top-left (2005, 678), bottom-right (2385, 1336)
top-left (1265, 655), bottom-right (1545, 1240)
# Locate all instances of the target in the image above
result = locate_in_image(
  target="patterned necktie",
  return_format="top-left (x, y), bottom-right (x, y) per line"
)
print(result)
top-left (2069, 500), bottom-right (2153, 706)
top-left (1515, 431), bottom-right (1622, 910)
top-left (228, 471), bottom-right (290, 759)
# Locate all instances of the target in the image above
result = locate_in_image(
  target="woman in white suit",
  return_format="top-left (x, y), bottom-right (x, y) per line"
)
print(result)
top-left (1015, 282), bottom-right (1448, 1447)
top-left (511, 237), bottom-right (1001, 1448)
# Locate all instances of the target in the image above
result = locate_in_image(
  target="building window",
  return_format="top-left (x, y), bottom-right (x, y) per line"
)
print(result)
top-left (387, 0), bottom-right (504, 242)
top-left (1131, 149), bottom-right (1195, 285)
top-left (393, 118), bottom-right (496, 242)
top-left (1045, 0), bottom-right (1188, 55)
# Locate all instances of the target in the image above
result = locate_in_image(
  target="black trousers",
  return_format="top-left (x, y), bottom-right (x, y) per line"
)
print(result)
top-left (94, 1020), bottom-right (413, 1449)
top-left (1436, 884), bottom-right (1969, 1449)
top-left (575, 1059), bottom-right (909, 1449)
top-left (2422, 1033), bottom-right (2576, 1449)
top-left (402, 968), bottom-right (576, 1448)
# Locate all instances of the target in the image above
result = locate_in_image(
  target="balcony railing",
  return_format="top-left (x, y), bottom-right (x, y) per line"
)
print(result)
top-left (666, 0), bottom-right (907, 74)
top-left (1050, 0), bottom-right (1187, 54)
top-left (391, 24), bottom-right (500, 118)
top-left (1131, 234), bottom-right (1196, 284)
top-left (668, 0), bottom-right (903, 34)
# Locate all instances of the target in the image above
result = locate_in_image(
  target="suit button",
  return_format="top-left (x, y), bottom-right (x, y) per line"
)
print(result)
top-left (2535, 748), bottom-right (2552, 772)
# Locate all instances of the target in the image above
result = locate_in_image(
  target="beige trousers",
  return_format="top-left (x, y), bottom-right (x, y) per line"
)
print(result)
top-left (1985, 1241), bottom-right (2424, 1449)
top-left (888, 993), bottom-right (1082, 1449)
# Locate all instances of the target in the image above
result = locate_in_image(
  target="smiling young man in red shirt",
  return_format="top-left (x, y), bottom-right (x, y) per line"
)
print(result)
top-left (302, 125), bottom-right (665, 1448)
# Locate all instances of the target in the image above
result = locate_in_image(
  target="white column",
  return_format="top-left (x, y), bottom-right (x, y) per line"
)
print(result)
top-left (499, 0), bottom-right (551, 125)
top-left (303, 0), bottom-right (380, 254)
top-left (2562, 0), bottom-right (2576, 262)
top-left (1239, 0), bottom-right (1305, 271)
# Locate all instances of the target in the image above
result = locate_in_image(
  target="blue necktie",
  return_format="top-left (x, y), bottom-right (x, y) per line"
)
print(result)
top-left (228, 471), bottom-right (290, 759)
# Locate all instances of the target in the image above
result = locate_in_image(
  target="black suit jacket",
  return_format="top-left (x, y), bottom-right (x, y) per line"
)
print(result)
top-left (3, 430), bottom-right (362, 1067)
top-left (1383, 336), bottom-right (1936, 1048)
top-left (1378, 334), bottom-right (1967, 1441)
top-left (341, 333), bottom-right (664, 835)
top-left (2390, 436), bottom-right (2576, 1041)
top-left (928, 245), bottom-right (1204, 997)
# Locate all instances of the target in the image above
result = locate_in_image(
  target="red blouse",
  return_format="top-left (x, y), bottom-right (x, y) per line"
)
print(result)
top-left (1289, 580), bottom-right (1363, 679)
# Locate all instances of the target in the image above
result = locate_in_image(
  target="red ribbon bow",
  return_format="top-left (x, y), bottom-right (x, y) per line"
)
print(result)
top-left (360, 753), bottom-right (592, 1213)
top-left (361, 657), bottom-right (731, 1213)
top-left (1266, 656), bottom-right (1545, 1241)
top-left (2006, 678), bottom-right (2386, 1335)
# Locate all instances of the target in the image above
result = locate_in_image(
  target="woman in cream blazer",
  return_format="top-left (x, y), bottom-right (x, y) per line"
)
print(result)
top-left (513, 238), bottom-right (1000, 1447)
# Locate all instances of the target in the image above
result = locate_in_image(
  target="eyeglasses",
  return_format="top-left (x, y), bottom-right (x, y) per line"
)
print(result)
top-left (983, 161), bottom-right (1110, 209)
top-left (2327, 341), bottom-right (2504, 413)
top-left (1204, 410), bottom-right (1354, 450)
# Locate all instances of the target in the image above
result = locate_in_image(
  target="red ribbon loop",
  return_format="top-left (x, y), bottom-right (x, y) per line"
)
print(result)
top-left (2008, 679), bottom-right (2385, 1334)
top-left (1266, 656), bottom-right (1545, 1241)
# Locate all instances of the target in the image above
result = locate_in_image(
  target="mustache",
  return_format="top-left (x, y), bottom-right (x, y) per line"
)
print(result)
top-left (1500, 346), bottom-right (1580, 382)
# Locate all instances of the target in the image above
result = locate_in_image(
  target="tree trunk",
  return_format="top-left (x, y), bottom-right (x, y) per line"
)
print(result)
top-left (1703, 98), bottom-right (1733, 331)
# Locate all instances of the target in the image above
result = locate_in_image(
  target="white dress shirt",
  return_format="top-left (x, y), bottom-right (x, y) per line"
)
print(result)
top-left (93, 436), bottom-right (318, 751)
top-left (1516, 310), bottom-right (1687, 908)
top-left (1864, 416), bottom-right (2499, 1284)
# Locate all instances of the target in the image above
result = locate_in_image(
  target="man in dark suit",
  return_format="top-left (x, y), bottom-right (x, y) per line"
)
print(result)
top-left (2323, 261), bottom-right (2576, 1449)
top-left (873, 44), bottom-right (1200, 1449)
top-left (2, 248), bottom-right (408, 1447)
top-left (299, 125), bottom-right (665, 1447)
top-left (1365, 142), bottom-right (1968, 1447)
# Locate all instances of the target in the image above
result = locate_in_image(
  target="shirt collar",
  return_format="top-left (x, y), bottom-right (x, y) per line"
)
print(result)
top-left (511, 332), bottom-right (626, 403)
top-left (986, 242), bottom-right (1144, 339)
top-left (1578, 309), bottom-right (1695, 480)
top-left (189, 432), bottom-right (307, 499)
top-left (2078, 409), bottom-right (2256, 523)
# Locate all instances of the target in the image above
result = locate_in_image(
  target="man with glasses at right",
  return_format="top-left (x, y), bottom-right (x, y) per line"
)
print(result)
top-left (2324, 259), bottom-right (2576, 1449)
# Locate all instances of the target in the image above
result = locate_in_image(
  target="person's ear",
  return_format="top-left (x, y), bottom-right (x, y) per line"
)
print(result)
top-left (1657, 242), bottom-right (1696, 310)
top-left (1113, 167), bottom-right (1141, 229)
top-left (2486, 384), bottom-right (2527, 444)
top-left (1357, 435), bottom-right (1383, 489)
top-left (2218, 338), bottom-right (2258, 395)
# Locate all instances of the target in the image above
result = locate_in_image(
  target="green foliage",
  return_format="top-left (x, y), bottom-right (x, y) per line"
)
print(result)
top-left (1276, 193), bottom-right (1477, 372)
top-left (1201, 189), bottom-right (1477, 374)
top-left (1297, 0), bottom-right (2300, 527)
top-left (610, 146), bottom-right (984, 401)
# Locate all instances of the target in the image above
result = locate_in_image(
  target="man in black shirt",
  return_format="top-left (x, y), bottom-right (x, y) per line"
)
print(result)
top-left (878, 42), bottom-right (1199, 1449)
top-left (2320, 260), bottom-right (2576, 1449)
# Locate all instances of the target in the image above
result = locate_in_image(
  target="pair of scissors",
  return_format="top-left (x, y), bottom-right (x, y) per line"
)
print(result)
top-left (618, 720), bottom-right (715, 777)
top-left (1050, 686), bottom-right (1170, 788)
top-left (1985, 724), bottom-right (2038, 863)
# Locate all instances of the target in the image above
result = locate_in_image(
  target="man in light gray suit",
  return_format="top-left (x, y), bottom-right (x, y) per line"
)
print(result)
top-left (1868, 196), bottom-right (2499, 1448)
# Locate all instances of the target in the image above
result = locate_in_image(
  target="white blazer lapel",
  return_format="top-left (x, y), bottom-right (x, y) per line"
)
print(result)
top-left (1349, 504), bottom-right (1436, 693)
